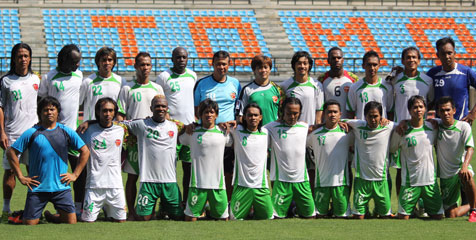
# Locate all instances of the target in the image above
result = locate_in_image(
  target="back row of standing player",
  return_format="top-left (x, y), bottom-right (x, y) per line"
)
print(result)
top-left (0, 35), bottom-right (475, 221)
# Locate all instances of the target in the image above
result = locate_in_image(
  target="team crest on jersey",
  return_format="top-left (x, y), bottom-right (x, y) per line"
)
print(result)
top-left (115, 139), bottom-right (121, 146)
top-left (33, 84), bottom-right (39, 91)
top-left (168, 131), bottom-right (174, 137)
top-left (344, 86), bottom-right (350, 92)
top-left (230, 92), bottom-right (236, 100)
top-left (272, 96), bottom-right (278, 103)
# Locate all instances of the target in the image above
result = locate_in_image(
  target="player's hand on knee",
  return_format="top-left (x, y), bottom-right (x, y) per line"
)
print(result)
top-left (459, 166), bottom-right (473, 182)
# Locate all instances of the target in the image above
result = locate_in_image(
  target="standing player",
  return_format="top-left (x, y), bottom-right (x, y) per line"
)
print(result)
top-left (7, 96), bottom-right (90, 225)
top-left (0, 43), bottom-right (40, 221)
top-left (427, 37), bottom-right (476, 123)
top-left (280, 51), bottom-right (324, 192)
top-left (80, 98), bottom-right (127, 223)
top-left (346, 50), bottom-right (393, 120)
top-left (181, 99), bottom-right (230, 221)
top-left (347, 101), bottom-right (394, 219)
top-left (228, 103), bottom-right (273, 220)
top-left (435, 96), bottom-right (476, 221)
top-left (38, 44), bottom-right (84, 216)
top-left (238, 55), bottom-right (285, 125)
top-left (307, 100), bottom-right (352, 218)
top-left (318, 47), bottom-right (358, 118)
top-left (390, 95), bottom-right (444, 220)
top-left (266, 97), bottom-right (315, 219)
top-left (193, 50), bottom-right (241, 199)
top-left (156, 47), bottom-right (196, 204)
top-left (80, 47), bottom-right (123, 121)
top-left (117, 52), bottom-right (164, 220)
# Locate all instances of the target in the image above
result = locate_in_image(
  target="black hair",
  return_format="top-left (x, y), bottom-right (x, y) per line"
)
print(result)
top-left (95, 97), bottom-right (118, 121)
top-left (57, 44), bottom-right (80, 71)
top-left (212, 50), bottom-right (230, 63)
top-left (134, 52), bottom-right (151, 65)
top-left (327, 47), bottom-right (343, 57)
top-left (8, 43), bottom-right (32, 76)
top-left (198, 98), bottom-right (219, 118)
top-left (401, 47), bottom-right (421, 61)
top-left (242, 103), bottom-right (263, 132)
top-left (407, 95), bottom-right (426, 111)
top-left (436, 37), bottom-right (455, 52)
top-left (95, 47), bottom-right (117, 70)
top-left (364, 101), bottom-right (382, 117)
top-left (362, 50), bottom-right (380, 65)
top-left (291, 51), bottom-right (313, 73)
top-left (37, 96), bottom-right (61, 123)
top-left (281, 96), bottom-right (302, 119)
top-left (323, 99), bottom-right (341, 112)
top-left (436, 96), bottom-right (455, 110)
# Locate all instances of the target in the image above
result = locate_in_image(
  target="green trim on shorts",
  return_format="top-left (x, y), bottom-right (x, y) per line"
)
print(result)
top-left (398, 182), bottom-right (444, 216)
top-left (352, 178), bottom-right (391, 216)
top-left (440, 174), bottom-right (462, 210)
top-left (176, 144), bottom-right (191, 163)
top-left (186, 187), bottom-right (228, 219)
top-left (314, 186), bottom-right (350, 217)
top-left (230, 185), bottom-right (273, 220)
top-left (135, 182), bottom-right (183, 217)
top-left (272, 181), bottom-right (315, 218)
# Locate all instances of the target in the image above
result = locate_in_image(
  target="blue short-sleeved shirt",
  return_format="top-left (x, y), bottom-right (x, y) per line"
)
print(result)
top-left (12, 123), bottom-right (85, 192)
top-left (427, 63), bottom-right (476, 119)
top-left (194, 75), bottom-right (241, 124)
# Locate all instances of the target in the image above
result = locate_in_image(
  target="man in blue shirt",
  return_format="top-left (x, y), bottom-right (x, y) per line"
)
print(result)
top-left (193, 50), bottom-right (241, 199)
top-left (6, 96), bottom-right (89, 225)
top-left (427, 37), bottom-right (476, 123)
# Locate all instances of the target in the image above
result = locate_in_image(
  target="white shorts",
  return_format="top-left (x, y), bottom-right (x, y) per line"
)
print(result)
top-left (2, 145), bottom-right (29, 170)
top-left (81, 188), bottom-right (127, 222)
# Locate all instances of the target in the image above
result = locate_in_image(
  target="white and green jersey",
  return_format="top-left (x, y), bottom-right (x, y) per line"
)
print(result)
top-left (280, 77), bottom-right (324, 125)
top-left (39, 69), bottom-right (83, 130)
top-left (238, 81), bottom-right (285, 125)
top-left (393, 72), bottom-right (433, 122)
top-left (117, 80), bottom-right (164, 119)
top-left (318, 70), bottom-right (358, 117)
top-left (346, 78), bottom-right (393, 120)
top-left (0, 73), bottom-right (40, 141)
top-left (80, 72), bottom-right (123, 121)
top-left (436, 119), bottom-right (474, 179)
top-left (156, 68), bottom-right (197, 125)
top-left (390, 122), bottom-right (437, 186)
top-left (347, 120), bottom-right (394, 181)
top-left (179, 125), bottom-right (230, 189)
top-left (266, 121), bottom-right (309, 182)
top-left (306, 125), bottom-right (352, 187)
top-left (125, 118), bottom-right (179, 183)
top-left (81, 123), bottom-right (125, 189)
top-left (229, 125), bottom-right (269, 189)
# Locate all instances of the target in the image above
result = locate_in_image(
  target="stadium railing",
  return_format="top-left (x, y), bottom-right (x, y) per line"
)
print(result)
top-left (41, 0), bottom-right (251, 4)
top-left (273, 0), bottom-right (475, 6)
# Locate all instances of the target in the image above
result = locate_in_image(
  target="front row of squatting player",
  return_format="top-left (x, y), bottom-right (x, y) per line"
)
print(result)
top-left (1, 36), bottom-right (476, 225)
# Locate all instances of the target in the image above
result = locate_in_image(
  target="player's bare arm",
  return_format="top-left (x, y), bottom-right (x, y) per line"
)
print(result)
top-left (0, 107), bottom-right (8, 150)
top-left (6, 147), bottom-right (40, 190)
top-left (60, 145), bottom-right (89, 185)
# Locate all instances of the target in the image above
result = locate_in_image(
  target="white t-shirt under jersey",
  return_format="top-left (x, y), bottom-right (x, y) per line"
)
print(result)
top-left (179, 125), bottom-right (230, 189)
top-left (390, 121), bottom-right (437, 186)
top-left (81, 123), bottom-right (125, 189)
top-left (156, 68), bottom-right (197, 125)
top-left (125, 118), bottom-right (179, 183)
top-left (80, 72), bottom-right (123, 121)
top-left (117, 80), bottom-right (164, 119)
top-left (0, 72), bottom-right (40, 141)
top-left (346, 78), bottom-right (393, 120)
top-left (39, 69), bottom-right (83, 130)
top-left (307, 125), bottom-right (352, 187)
top-left (229, 125), bottom-right (269, 189)
top-left (266, 121), bottom-right (309, 183)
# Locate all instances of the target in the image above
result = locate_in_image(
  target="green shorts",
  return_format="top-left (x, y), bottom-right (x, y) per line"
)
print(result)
top-left (176, 143), bottom-right (191, 163)
top-left (135, 182), bottom-right (183, 218)
top-left (314, 185), bottom-right (350, 217)
top-left (352, 178), bottom-right (391, 216)
top-left (440, 174), bottom-right (464, 210)
top-left (272, 181), bottom-right (315, 218)
top-left (184, 188), bottom-right (229, 219)
top-left (398, 182), bottom-right (444, 216)
top-left (230, 185), bottom-right (273, 220)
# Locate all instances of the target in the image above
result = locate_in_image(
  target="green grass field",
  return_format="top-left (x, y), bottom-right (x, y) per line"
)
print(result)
top-left (1, 127), bottom-right (476, 240)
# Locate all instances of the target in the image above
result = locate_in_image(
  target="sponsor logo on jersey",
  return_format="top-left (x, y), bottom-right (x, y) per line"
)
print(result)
top-left (168, 131), bottom-right (174, 137)
top-left (33, 84), bottom-right (39, 90)
top-left (230, 92), bottom-right (236, 100)
top-left (344, 86), bottom-right (350, 92)
top-left (272, 96), bottom-right (278, 103)
top-left (115, 139), bottom-right (121, 146)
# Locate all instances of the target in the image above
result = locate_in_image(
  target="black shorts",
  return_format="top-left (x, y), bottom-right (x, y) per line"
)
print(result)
top-left (23, 189), bottom-right (75, 220)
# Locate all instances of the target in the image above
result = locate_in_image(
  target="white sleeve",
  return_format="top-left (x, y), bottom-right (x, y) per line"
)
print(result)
top-left (389, 129), bottom-right (402, 154)
top-left (386, 83), bottom-right (394, 113)
top-left (462, 122), bottom-right (474, 148)
top-left (79, 78), bottom-right (88, 105)
top-left (38, 74), bottom-right (49, 97)
top-left (179, 133), bottom-right (190, 146)
top-left (315, 81), bottom-right (324, 111)
top-left (346, 84), bottom-right (357, 113)
top-left (117, 86), bottom-right (128, 116)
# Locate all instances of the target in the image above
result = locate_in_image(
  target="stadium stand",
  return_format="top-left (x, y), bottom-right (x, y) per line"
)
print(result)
top-left (0, 9), bottom-right (20, 72)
